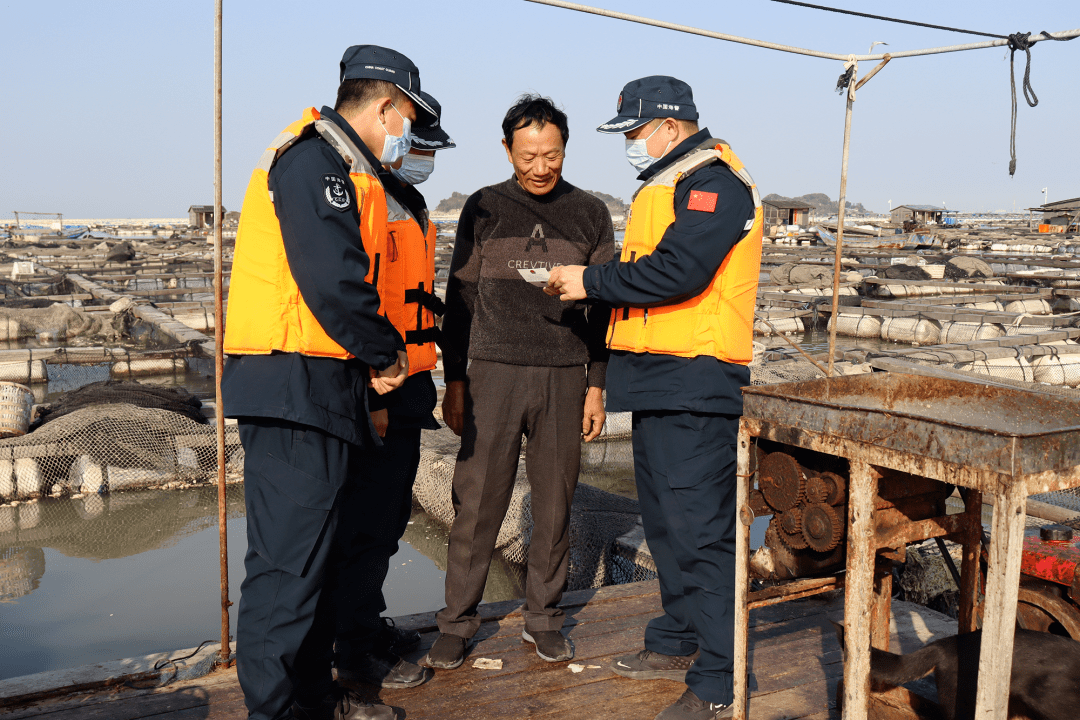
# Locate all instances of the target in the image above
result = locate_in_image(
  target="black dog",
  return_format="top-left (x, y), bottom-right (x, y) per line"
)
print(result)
top-left (832, 620), bottom-right (1080, 720)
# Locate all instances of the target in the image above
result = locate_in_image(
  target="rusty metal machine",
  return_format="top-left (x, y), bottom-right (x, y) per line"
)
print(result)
top-left (748, 442), bottom-right (954, 583)
top-left (747, 441), bottom-right (1080, 642)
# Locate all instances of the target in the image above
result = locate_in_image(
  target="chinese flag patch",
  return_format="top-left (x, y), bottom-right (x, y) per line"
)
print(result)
top-left (687, 190), bottom-right (718, 212)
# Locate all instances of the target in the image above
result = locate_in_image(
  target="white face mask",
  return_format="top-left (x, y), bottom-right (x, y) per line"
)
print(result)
top-left (624, 121), bottom-right (672, 173)
top-left (391, 153), bottom-right (435, 185)
top-left (379, 103), bottom-right (413, 165)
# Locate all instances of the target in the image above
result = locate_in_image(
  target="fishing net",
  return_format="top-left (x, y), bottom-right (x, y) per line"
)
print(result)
top-left (750, 360), bottom-right (827, 385)
top-left (0, 303), bottom-right (125, 342)
top-left (34, 380), bottom-right (206, 427)
top-left (413, 421), bottom-right (649, 591)
top-left (0, 388), bottom-right (241, 502)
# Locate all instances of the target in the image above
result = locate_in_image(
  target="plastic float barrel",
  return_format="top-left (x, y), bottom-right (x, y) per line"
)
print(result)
top-left (110, 358), bottom-right (186, 378)
top-left (13, 458), bottom-right (43, 498)
top-left (835, 313), bottom-right (882, 338)
top-left (880, 317), bottom-right (941, 345)
top-left (753, 317), bottom-right (804, 336)
top-left (1033, 354), bottom-right (1080, 387)
top-left (957, 356), bottom-right (1035, 382)
top-left (0, 455), bottom-right (13, 500)
top-left (1004, 298), bottom-right (1052, 315)
top-left (0, 362), bottom-right (46, 384)
top-left (938, 322), bottom-right (1005, 343)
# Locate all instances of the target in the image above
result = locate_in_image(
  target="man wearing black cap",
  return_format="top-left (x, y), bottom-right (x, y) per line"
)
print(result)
top-left (222, 44), bottom-right (437, 720)
top-left (333, 90), bottom-right (455, 684)
top-left (548, 76), bottom-right (763, 720)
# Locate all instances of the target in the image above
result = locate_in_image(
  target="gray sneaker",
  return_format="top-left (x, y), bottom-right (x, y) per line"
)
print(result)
top-left (610, 648), bottom-right (700, 681)
top-left (521, 629), bottom-right (574, 662)
top-left (654, 689), bottom-right (733, 720)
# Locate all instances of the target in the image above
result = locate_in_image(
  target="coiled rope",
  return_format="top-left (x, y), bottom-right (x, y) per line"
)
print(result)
top-left (1007, 31), bottom-right (1075, 175)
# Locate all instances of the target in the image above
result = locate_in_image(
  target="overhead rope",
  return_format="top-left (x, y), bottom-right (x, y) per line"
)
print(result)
top-left (771, 0), bottom-right (1005, 40)
top-left (1008, 30), bottom-right (1076, 175)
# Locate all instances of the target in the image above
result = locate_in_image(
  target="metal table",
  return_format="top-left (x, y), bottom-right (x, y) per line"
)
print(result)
top-left (732, 372), bottom-right (1080, 720)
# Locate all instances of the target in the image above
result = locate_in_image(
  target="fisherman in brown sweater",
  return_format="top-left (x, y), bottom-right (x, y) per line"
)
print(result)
top-left (426, 94), bottom-right (614, 669)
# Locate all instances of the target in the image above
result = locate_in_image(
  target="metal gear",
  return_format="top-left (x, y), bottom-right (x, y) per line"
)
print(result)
top-left (818, 471), bottom-right (848, 506)
top-left (804, 474), bottom-right (829, 504)
top-left (780, 524), bottom-right (809, 550)
top-left (802, 502), bottom-right (844, 552)
top-left (758, 453), bottom-right (805, 512)
top-left (779, 507), bottom-right (803, 535)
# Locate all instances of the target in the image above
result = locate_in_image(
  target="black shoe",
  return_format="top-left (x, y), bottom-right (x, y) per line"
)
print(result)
top-left (424, 633), bottom-right (468, 669)
top-left (610, 648), bottom-right (700, 681)
top-left (291, 690), bottom-right (398, 720)
top-left (521, 629), bottom-right (574, 662)
top-left (377, 617), bottom-right (421, 655)
top-left (654, 688), bottom-right (733, 720)
top-left (336, 648), bottom-right (430, 689)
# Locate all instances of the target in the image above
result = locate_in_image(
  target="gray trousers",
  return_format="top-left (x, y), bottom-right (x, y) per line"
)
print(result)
top-left (436, 360), bottom-right (586, 638)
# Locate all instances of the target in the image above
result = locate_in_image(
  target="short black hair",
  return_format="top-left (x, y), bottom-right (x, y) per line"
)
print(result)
top-left (502, 94), bottom-right (569, 150)
top-left (334, 78), bottom-right (407, 116)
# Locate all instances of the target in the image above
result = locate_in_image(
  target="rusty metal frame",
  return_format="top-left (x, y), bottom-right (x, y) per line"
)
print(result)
top-left (732, 373), bottom-right (1080, 720)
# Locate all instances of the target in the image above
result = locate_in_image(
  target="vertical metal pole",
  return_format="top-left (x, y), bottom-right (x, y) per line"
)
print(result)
top-left (828, 67), bottom-right (856, 379)
top-left (214, 0), bottom-right (231, 667)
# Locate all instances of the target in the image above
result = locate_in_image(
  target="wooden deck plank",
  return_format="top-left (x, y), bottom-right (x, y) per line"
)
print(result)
top-left (0, 581), bottom-right (931, 720)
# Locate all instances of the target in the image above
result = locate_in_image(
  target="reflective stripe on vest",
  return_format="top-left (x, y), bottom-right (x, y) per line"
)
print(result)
top-left (370, 193), bottom-right (441, 375)
top-left (223, 107), bottom-right (388, 359)
top-left (607, 142), bottom-right (763, 364)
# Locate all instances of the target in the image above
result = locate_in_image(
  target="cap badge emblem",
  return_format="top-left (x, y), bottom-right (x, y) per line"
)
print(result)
top-left (617, 94), bottom-right (623, 112)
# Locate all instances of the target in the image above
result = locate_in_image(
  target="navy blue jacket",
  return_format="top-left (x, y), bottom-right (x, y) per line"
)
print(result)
top-left (222, 106), bottom-right (405, 445)
top-left (582, 129), bottom-right (756, 415)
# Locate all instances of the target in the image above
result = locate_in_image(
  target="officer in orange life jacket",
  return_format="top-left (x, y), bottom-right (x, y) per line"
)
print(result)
top-left (332, 90), bottom-right (455, 685)
top-left (548, 76), bottom-right (763, 720)
top-left (220, 45), bottom-right (438, 720)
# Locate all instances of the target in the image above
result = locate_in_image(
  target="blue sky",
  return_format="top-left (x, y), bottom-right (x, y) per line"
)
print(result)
top-left (2, 0), bottom-right (1077, 219)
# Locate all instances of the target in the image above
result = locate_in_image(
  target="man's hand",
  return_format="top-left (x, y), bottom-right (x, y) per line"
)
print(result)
top-left (370, 408), bottom-right (389, 437)
top-left (545, 265), bottom-right (588, 301)
top-left (582, 386), bottom-right (606, 442)
top-left (442, 380), bottom-right (466, 437)
top-left (369, 350), bottom-right (409, 395)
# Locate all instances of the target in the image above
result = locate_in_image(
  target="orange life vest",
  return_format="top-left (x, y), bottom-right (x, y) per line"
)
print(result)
top-left (607, 142), bottom-right (763, 364)
top-left (371, 194), bottom-right (442, 374)
top-left (223, 107), bottom-right (388, 359)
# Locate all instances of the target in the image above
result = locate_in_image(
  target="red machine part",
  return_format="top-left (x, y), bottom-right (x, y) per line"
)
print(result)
top-left (1020, 527), bottom-right (1080, 600)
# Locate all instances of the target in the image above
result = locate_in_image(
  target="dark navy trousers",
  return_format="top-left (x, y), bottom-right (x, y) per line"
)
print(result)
top-left (237, 418), bottom-right (411, 720)
top-left (631, 410), bottom-right (739, 707)
top-left (334, 425), bottom-right (421, 666)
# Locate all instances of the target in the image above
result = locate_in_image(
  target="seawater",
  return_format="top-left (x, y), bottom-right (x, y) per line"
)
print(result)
top-left (0, 486), bottom-right (447, 680)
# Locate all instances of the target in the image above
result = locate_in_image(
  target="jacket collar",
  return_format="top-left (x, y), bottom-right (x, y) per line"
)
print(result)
top-left (319, 106), bottom-right (390, 182)
top-left (635, 127), bottom-right (714, 183)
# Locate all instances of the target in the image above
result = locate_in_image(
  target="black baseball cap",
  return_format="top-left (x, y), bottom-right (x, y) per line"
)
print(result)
top-left (339, 45), bottom-right (437, 125)
top-left (411, 91), bottom-right (456, 150)
top-left (596, 75), bottom-right (699, 134)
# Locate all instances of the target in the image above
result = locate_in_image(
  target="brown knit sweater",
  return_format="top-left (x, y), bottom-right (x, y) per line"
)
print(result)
top-left (441, 176), bottom-right (614, 386)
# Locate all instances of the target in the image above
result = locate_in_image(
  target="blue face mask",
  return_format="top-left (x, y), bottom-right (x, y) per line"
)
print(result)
top-left (624, 121), bottom-right (671, 173)
top-left (379, 103), bottom-right (412, 165)
top-left (390, 153), bottom-right (435, 185)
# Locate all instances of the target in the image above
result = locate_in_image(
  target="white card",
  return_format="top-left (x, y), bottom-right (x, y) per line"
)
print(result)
top-left (517, 267), bottom-right (550, 286)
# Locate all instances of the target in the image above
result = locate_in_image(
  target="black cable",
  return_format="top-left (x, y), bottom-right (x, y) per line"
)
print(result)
top-left (771, 0), bottom-right (1005, 39)
top-left (154, 639), bottom-right (218, 683)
